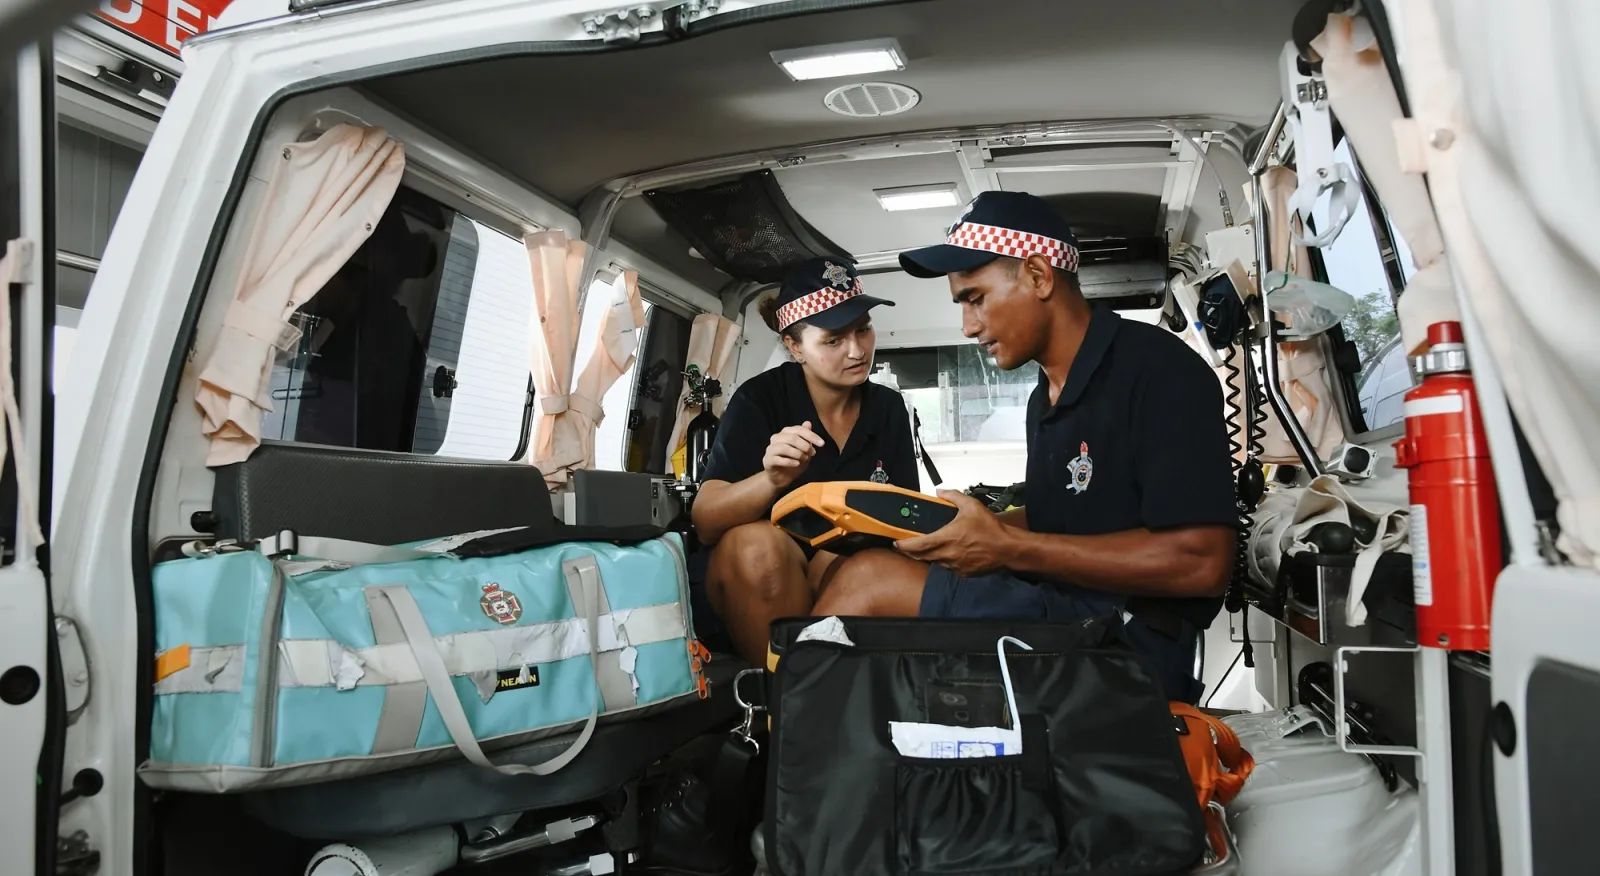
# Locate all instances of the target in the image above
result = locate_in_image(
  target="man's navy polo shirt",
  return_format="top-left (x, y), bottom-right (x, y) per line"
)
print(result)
top-left (1024, 305), bottom-right (1238, 628)
top-left (702, 361), bottom-right (919, 500)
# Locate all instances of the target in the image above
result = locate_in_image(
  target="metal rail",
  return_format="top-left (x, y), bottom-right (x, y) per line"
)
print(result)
top-left (1251, 101), bottom-right (1323, 477)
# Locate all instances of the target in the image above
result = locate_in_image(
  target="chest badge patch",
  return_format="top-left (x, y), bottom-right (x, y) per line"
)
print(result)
top-left (870, 460), bottom-right (890, 484)
top-left (480, 583), bottom-right (523, 625)
top-left (1066, 442), bottom-right (1094, 494)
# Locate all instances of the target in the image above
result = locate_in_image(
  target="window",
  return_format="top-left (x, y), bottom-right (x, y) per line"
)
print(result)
top-left (877, 345), bottom-right (1039, 445)
top-left (575, 274), bottom-right (653, 472)
top-left (260, 187), bottom-right (534, 460)
top-left (623, 306), bottom-right (694, 474)
top-left (1311, 139), bottom-right (1412, 432)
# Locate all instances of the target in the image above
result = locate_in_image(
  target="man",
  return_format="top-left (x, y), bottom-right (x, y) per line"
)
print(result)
top-left (812, 191), bottom-right (1238, 703)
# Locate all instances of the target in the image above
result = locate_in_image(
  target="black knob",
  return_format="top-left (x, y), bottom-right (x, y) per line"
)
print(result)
top-left (1238, 460), bottom-right (1266, 511)
top-left (190, 511), bottom-right (218, 533)
top-left (1307, 522), bottom-right (1356, 555)
top-left (1491, 702), bottom-right (1517, 757)
top-left (432, 366), bottom-right (458, 399)
top-left (0, 665), bottom-right (41, 705)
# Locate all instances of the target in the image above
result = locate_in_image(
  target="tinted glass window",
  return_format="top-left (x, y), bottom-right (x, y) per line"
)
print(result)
top-left (625, 306), bottom-right (693, 474)
top-left (875, 345), bottom-right (1039, 444)
top-left (260, 186), bottom-right (533, 459)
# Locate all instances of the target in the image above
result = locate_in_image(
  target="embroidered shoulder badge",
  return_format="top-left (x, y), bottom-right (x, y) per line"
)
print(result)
top-left (1066, 442), bottom-right (1094, 495)
top-left (822, 261), bottom-right (852, 289)
top-left (479, 583), bottom-right (523, 625)
top-left (870, 460), bottom-right (890, 484)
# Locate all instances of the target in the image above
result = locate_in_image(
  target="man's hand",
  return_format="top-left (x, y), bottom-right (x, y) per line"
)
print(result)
top-left (894, 490), bottom-right (1013, 576)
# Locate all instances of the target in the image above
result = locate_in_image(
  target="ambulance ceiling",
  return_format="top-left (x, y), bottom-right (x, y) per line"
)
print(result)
top-left (367, 0), bottom-right (1302, 288)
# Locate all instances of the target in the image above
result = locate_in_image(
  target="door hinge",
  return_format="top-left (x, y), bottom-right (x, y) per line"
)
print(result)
top-left (581, 6), bottom-right (657, 43)
top-left (56, 830), bottom-right (100, 876)
top-left (55, 617), bottom-right (90, 722)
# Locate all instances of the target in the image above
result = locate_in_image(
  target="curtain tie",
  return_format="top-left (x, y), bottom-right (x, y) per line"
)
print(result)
top-left (539, 395), bottom-right (569, 415)
top-left (223, 301), bottom-right (304, 353)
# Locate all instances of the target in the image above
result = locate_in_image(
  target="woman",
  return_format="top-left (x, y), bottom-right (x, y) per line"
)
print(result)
top-left (692, 257), bottom-right (920, 666)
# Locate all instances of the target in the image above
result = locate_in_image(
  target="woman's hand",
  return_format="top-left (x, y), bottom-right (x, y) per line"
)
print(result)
top-left (762, 421), bottom-right (827, 489)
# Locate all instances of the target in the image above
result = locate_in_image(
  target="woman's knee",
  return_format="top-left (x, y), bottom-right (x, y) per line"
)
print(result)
top-left (708, 522), bottom-right (805, 604)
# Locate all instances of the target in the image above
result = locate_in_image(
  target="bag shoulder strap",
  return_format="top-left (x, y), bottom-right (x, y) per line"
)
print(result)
top-left (373, 555), bottom-right (605, 776)
top-left (913, 410), bottom-right (943, 487)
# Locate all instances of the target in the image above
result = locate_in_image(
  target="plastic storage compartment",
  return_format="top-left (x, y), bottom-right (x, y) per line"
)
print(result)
top-left (1222, 707), bottom-right (1421, 876)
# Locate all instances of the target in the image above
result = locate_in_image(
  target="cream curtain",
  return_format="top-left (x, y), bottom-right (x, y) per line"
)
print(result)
top-left (195, 124), bottom-right (405, 466)
top-left (561, 270), bottom-right (646, 478)
top-left (1312, 14), bottom-right (1456, 356)
top-left (1259, 166), bottom-right (1348, 463)
top-left (1374, 0), bottom-right (1600, 568)
top-left (667, 314), bottom-right (742, 476)
top-left (523, 230), bottom-right (591, 484)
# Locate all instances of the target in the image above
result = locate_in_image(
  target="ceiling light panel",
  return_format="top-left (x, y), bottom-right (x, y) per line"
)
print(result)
top-left (875, 184), bottom-right (962, 212)
top-left (771, 38), bottom-right (906, 82)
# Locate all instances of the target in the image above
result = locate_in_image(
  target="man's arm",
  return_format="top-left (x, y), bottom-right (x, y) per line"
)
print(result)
top-left (997, 506), bottom-right (1029, 530)
top-left (1002, 524), bottom-right (1234, 598)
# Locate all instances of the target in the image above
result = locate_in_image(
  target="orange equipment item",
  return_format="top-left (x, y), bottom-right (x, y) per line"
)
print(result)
top-left (1171, 702), bottom-right (1255, 854)
top-left (771, 481), bottom-right (958, 555)
top-left (1393, 321), bottom-right (1502, 651)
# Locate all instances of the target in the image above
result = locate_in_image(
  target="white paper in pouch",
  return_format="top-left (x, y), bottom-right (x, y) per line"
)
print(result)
top-left (887, 635), bottom-right (1033, 759)
top-left (888, 721), bottom-right (1021, 759)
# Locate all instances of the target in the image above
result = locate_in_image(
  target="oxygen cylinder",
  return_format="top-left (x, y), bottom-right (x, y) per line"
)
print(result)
top-left (685, 408), bottom-right (719, 484)
top-left (1392, 321), bottom-right (1501, 650)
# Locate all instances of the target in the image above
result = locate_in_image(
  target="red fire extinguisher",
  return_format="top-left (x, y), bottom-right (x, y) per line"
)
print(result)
top-left (1393, 321), bottom-right (1502, 650)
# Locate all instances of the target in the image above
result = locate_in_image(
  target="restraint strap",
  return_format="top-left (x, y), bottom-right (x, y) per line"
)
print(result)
top-left (257, 531), bottom-right (445, 566)
top-left (374, 556), bottom-right (604, 777)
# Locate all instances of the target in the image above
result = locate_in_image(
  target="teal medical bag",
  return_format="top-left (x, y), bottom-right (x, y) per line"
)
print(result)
top-left (140, 525), bottom-right (704, 793)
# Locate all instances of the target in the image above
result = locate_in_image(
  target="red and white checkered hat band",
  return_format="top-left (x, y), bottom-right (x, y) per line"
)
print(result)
top-left (945, 222), bottom-right (1080, 272)
top-left (776, 278), bottom-right (864, 330)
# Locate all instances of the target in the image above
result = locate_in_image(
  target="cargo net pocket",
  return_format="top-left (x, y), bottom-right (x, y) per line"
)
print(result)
top-left (646, 169), bottom-right (851, 285)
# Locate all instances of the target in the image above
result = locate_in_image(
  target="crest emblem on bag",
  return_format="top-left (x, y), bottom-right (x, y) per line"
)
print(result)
top-left (1066, 442), bottom-right (1094, 494)
top-left (479, 583), bottom-right (523, 625)
top-left (870, 460), bottom-right (890, 484)
top-left (822, 261), bottom-right (852, 289)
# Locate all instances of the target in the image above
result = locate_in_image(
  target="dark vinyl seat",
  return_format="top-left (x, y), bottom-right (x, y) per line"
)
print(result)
top-left (209, 442), bottom-right (745, 839)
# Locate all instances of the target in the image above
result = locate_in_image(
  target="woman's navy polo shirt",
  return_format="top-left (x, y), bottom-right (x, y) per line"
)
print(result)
top-left (1023, 306), bottom-right (1239, 628)
top-left (701, 362), bottom-right (920, 501)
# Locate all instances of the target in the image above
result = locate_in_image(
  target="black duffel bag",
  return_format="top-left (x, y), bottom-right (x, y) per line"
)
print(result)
top-left (764, 616), bottom-right (1206, 876)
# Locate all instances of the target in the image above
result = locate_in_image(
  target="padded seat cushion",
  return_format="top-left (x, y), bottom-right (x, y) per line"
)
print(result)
top-left (242, 656), bottom-right (746, 840)
top-left (210, 441), bottom-right (556, 544)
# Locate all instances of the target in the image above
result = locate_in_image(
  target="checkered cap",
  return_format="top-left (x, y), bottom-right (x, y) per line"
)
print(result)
top-left (899, 191), bottom-right (1082, 279)
top-left (945, 221), bottom-right (1080, 273)
top-left (772, 257), bottom-right (895, 332)
top-left (776, 277), bottom-right (865, 330)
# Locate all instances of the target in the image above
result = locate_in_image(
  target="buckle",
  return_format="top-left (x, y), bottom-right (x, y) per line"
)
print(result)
top-left (258, 530), bottom-right (299, 559)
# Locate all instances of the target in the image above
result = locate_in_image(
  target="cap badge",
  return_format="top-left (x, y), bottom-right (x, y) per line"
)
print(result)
top-left (479, 583), bottom-right (523, 625)
top-left (1066, 442), bottom-right (1094, 495)
top-left (822, 261), bottom-right (852, 289)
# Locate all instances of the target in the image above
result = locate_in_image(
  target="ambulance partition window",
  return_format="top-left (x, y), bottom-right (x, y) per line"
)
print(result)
top-left (876, 345), bottom-right (1038, 444)
top-left (1311, 138), bottom-right (1414, 435)
top-left (260, 185), bottom-right (535, 460)
top-left (622, 304), bottom-right (694, 475)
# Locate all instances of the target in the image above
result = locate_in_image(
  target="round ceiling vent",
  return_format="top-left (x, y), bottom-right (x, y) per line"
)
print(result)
top-left (823, 82), bottom-right (921, 118)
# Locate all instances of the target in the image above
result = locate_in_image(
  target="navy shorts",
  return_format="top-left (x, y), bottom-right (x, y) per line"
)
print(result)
top-left (919, 564), bottom-right (1204, 704)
